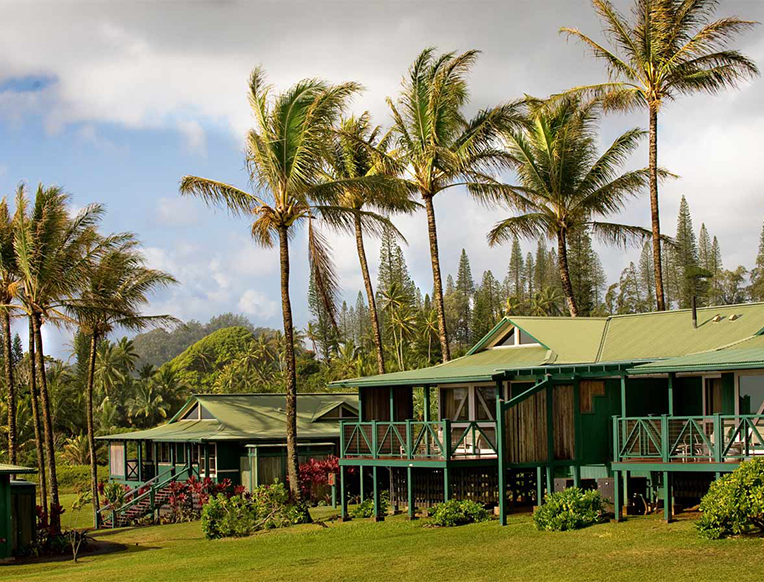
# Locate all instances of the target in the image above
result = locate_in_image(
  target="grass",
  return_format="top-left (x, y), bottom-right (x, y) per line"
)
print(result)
top-left (7, 509), bottom-right (764, 582)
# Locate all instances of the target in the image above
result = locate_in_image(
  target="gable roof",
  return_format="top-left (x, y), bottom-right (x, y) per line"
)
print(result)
top-left (0, 463), bottom-right (35, 475)
top-left (99, 393), bottom-right (357, 442)
top-left (332, 302), bottom-right (764, 388)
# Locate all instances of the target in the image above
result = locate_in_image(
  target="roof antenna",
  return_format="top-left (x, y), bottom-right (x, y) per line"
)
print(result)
top-left (692, 296), bottom-right (697, 329)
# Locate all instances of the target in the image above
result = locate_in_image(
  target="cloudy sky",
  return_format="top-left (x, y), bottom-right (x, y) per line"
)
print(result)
top-left (1, 0), bottom-right (763, 358)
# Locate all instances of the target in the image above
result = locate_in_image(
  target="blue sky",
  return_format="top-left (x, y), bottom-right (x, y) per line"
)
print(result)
top-left (1, 0), bottom-right (763, 359)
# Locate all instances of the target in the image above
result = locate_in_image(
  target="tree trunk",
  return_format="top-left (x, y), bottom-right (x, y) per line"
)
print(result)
top-left (354, 214), bottom-right (385, 375)
top-left (3, 309), bottom-right (16, 467)
top-left (86, 333), bottom-right (101, 527)
top-left (32, 312), bottom-right (60, 533)
top-left (422, 193), bottom-right (450, 361)
top-left (649, 104), bottom-right (666, 311)
top-left (557, 230), bottom-right (579, 317)
top-left (28, 317), bottom-right (47, 517)
top-left (278, 225), bottom-right (302, 503)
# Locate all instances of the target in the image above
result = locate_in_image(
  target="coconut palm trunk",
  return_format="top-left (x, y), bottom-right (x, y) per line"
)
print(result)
top-left (28, 317), bottom-right (47, 516)
top-left (557, 231), bottom-right (579, 317)
top-left (423, 194), bottom-right (450, 361)
top-left (278, 225), bottom-right (301, 502)
top-left (86, 332), bottom-right (100, 526)
top-left (32, 312), bottom-right (61, 532)
top-left (353, 214), bottom-right (385, 374)
top-left (648, 105), bottom-right (665, 311)
top-left (3, 309), bottom-right (16, 466)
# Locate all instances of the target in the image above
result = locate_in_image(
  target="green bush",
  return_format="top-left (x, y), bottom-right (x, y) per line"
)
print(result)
top-left (697, 458), bottom-right (764, 540)
top-left (533, 487), bottom-right (605, 531)
top-left (349, 492), bottom-right (390, 518)
top-left (27, 465), bottom-right (109, 494)
top-left (430, 499), bottom-right (489, 527)
top-left (200, 482), bottom-right (309, 540)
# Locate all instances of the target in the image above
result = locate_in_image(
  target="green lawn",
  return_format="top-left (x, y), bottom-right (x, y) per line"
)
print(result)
top-left (7, 510), bottom-right (764, 582)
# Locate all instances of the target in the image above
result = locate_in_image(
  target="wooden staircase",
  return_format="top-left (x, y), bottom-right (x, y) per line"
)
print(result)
top-left (98, 464), bottom-right (194, 529)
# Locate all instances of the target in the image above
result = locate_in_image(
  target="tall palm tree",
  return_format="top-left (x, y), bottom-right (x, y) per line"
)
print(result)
top-left (327, 113), bottom-right (418, 374)
top-left (0, 195), bottom-right (20, 466)
top-left (488, 97), bottom-right (652, 316)
top-left (12, 184), bottom-right (104, 533)
top-left (180, 67), bottom-right (387, 501)
top-left (561, 0), bottom-right (759, 310)
top-left (66, 235), bottom-right (176, 527)
top-left (387, 48), bottom-right (524, 361)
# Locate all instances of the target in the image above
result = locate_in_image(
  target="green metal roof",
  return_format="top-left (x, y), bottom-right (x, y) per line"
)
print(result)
top-left (630, 335), bottom-right (764, 374)
top-left (331, 302), bottom-right (764, 388)
top-left (99, 393), bottom-right (358, 442)
top-left (0, 463), bottom-right (36, 474)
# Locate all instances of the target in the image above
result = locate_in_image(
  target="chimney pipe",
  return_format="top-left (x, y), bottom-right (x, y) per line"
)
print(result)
top-left (692, 296), bottom-right (697, 329)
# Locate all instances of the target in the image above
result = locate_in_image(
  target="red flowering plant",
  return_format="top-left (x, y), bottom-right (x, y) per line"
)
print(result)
top-left (298, 456), bottom-right (340, 504)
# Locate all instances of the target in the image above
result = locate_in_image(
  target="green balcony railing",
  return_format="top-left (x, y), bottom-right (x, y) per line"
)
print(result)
top-left (340, 420), bottom-right (497, 461)
top-left (613, 414), bottom-right (764, 464)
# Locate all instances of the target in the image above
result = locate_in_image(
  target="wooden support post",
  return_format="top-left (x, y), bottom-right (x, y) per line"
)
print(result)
top-left (372, 466), bottom-right (384, 521)
top-left (536, 466), bottom-right (544, 506)
top-left (123, 440), bottom-right (128, 481)
top-left (495, 380), bottom-right (507, 525)
top-left (622, 470), bottom-right (629, 515)
top-left (572, 465), bottom-right (581, 488)
top-left (153, 441), bottom-right (158, 477)
top-left (573, 378), bottom-right (581, 468)
top-left (331, 482), bottom-right (337, 509)
top-left (204, 444), bottom-right (210, 479)
top-left (423, 386), bottom-right (431, 422)
top-left (389, 386), bottom-right (395, 422)
top-left (715, 471), bottom-right (721, 481)
top-left (137, 440), bottom-right (143, 483)
top-left (667, 373), bottom-right (675, 416)
top-left (252, 447), bottom-right (259, 488)
top-left (663, 471), bottom-right (673, 523)
top-left (546, 381), bottom-right (554, 472)
top-left (340, 465), bottom-right (349, 521)
top-left (443, 466), bottom-right (450, 502)
top-left (359, 466), bottom-right (365, 501)
top-left (407, 466), bottom-right (415, 520)
top-left (613, 469), bottom-right (623, 522)
top-left (620, 375), bottom-right (627, 418)
top-left (545, 466), bottom-right (553, 496)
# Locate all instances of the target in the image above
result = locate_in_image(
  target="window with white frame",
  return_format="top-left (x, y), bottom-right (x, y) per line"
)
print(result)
top-left (492, 326), bottom-right (539, 348)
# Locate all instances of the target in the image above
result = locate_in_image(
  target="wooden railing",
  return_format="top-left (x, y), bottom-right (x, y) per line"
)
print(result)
top-left (340, 420), bottom-right (497, 461)
top-left (613, 414), bottom-right (764, 464)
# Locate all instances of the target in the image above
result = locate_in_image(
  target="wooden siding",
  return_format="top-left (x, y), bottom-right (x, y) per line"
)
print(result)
top-left (579, 380), bottom-right (605, 413)
top-left (361, 386), bottom-right (413, 421)
top-left (553, 385), bottom-right (575, 460)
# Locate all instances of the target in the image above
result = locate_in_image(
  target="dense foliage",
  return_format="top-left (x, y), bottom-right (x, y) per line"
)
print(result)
top-left (533, 488), bottom-right (606, 532)
top-left (201, 482), bottom-right (310, 539)
top-left (429, 499), bottom-right (490, 527)
top-left (349, 492), bottom-right (390, 518)
top-left (697, 459), bottom-right (764, 540)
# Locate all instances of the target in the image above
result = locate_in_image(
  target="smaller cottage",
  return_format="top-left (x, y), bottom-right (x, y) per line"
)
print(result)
top-left (0, 464), bottom-right (36, 561)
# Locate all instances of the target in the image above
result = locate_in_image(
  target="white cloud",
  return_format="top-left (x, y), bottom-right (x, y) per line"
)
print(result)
top-left (156, 196), bottom-right (200, 227)
top-left (238, 289), bottom-right (277, 318)
top-left (177, 120), bottom-right (206, 156)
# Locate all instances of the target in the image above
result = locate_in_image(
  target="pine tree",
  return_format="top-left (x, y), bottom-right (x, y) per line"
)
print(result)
top-left (454, 250), bottom-right (475, 348)
top-left (638, 241), bottom-right (656, 310)
top-left (534, 240), bottom-right (548, 296)
top-left (307, 274), bottom-right (337, 361)
top-left (750, 217), bottom-right (764, 301)
top-left (354, 291), bottom-right (370, 345)
top-left (615, 262), bottom-right (641, 314)
top-left (709, 236), bottom-right (724, 305)
top-left (525, 252), bottom-right (535, 298)
top-left (698, 223), bottom-right (712, 271)
top-left (567, 226), bottom-right (597, 316)
top-left (506, 236), bottom-right (525, 299)
top-left (473, 271), bottom-right (501, 341)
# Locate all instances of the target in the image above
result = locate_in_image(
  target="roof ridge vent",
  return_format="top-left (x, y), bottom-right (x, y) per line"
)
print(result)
top-left (712, 314), bottom-right (723, 323)
top-left (729, 314), bottom-right (739, 321)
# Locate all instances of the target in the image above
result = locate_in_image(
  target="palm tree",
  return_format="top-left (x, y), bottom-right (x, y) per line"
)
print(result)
top-left (180, 67), bottom-right (380, 501)
top-left (488, 97), bottom-right (652, 316)
top-left (66, 235), bottom-right (176, 526)
top-left (561, 0), bottom-right (759, 310)
top-left (128, 383), bottom-right (170, 426)
top-left (11, 184), bottom-right (105, 532)
top-left (0, 195), bottom-right (20, 466)
top-left (387, 48), bottom-right (524, 361)
top-left (327, 113), bottom-right (418, 374)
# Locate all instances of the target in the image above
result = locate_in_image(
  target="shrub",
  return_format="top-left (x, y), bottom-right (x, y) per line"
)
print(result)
top-left (533, 487), bottom-right (605, 531)
top-left (697, 458), bottom-right (764, 540)
top-left (349, 492), bottom-right (389, 518)
top-left (298, 456), bottom-right (339, 504)
top-left (430, 499), bottom-right (489, 527)
top-left (200, 482), bottom-right (309, 540)
top-left (29, 464), bottom-right (109, 494)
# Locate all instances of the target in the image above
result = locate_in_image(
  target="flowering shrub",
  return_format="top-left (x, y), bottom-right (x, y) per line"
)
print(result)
top-left (163, 476), bottom-right (238, 523)
top-left (533, 488), bottom-right (605, 531)
top-left (697, 459), bottom-right (764, 540)
top-left (201, 482), bottom-right (310, 540)
top-left (430, 500), bottom-right (489, 527)
top-left (298, 456), bottom-right (339, 503)
top-left (99, 481), bottom-right (129, 509)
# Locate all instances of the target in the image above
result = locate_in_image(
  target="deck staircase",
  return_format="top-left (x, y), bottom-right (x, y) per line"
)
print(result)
top-left (98, 464), bottom-right (195, 529)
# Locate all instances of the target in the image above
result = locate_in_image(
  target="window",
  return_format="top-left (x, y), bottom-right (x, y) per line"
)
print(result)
top-left (200, 406), bottom-right (215, 420)
top-left (176, 443), bottom-right (185, 464)
top-left (493, 326), bottom-right (538, 347)
top-left (442, 387), bottom-right (470, 421)
top-left (518, 328), bottom-right (536, 345)
top-left (740, 374), bottom-right (764, 415)
top-left (181, 404), bottom-right (199, 420)
top-left (110, 443), bottom-right (125, 477)
top-left (495, 328), bottom-right (515, 347)
top-left (475, 386), bottom-right (496, 421)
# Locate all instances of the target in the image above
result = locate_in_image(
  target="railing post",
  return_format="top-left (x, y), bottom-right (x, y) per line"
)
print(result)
top-left (340, 465), bottom-right (349, 521)
top-left (495, 381), bottom-right (507, 526)
top-left (661, 415), bottom-right (670, 463)
top-left (371, 420), bottom-right (378, 459)
top-left (714, 413), bottom-right (723, 463)
top-left (339, 420), bottom-right (345, 458)
top-left (405, 420), bottom-right (412, 460)
top-left (407, 465), bottom-right (415, 520)
top-left (612, 416), bottom-right (620, 463)
top-left (443, 419), bottom-right (451, 461)
top-left (150, 486), bottom-right (156, 520)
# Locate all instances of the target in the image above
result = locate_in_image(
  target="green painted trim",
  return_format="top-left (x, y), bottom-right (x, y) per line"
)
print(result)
top-left (466, 317), bottom-right (510, 355)
top-left (612, 462), bottom-right (739, 473)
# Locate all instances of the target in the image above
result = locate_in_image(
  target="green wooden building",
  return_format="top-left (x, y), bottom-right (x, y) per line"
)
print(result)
top-left (0, 464), bottom-right (36, 561)
top-left (332, 302), bottom-right (764, 524)
top-left (98, 393), bottom-right (357, 526)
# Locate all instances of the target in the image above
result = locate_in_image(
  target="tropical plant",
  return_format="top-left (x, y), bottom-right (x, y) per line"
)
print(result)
top-left (327, 113), bottom-right (417, 374)
top-left (66, 236), bottom-right (176, 525)
top-left (387, 47), bottom-right (524, 361)
top-left (533, 487), bottom-right (606, 531)
top-left (430, 499), bottom-right (490, 527)
top-left (62, 434), bottom-right (92, 466)
top-left (561, 0), bottom-right (759, 310)
top-left (11, 184), bottom-right (105, 533)
top-left (180, 66), bottom-right (388, 501)
top-left (488, 97), bottom-right (652, 316)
